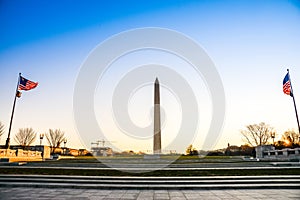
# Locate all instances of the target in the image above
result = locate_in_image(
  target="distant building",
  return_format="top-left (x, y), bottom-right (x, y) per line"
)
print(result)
top-left (47, 147), bottom-right (90, 156)
top-left (67, 148), bottom-right (89, 156)
top-left (256, 145), bottom-right (300, 161)
top-left (225, 145), bottom-right (240, 156)
top-left (90, 146), bottom-right (113, 156)
top-left (225, 145), bottom-right (255, 156)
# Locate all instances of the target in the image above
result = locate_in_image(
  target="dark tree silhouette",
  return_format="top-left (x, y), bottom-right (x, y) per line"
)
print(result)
top-left (46, 129), bottom-right (66, 153)
top-left (14, 128), bottom-right (36, 149)
top-left (241, 122), bottom-right (274, 147)
top-left (185, 144), bottom-right (198, 155)
top-left (279, 130), bottom-right (300, 148)
top-left (282, 130), bottom-right (299, 145)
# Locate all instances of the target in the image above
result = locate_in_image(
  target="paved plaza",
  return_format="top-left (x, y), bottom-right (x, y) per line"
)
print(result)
top-left (0, 187), bottom-right (299, 200)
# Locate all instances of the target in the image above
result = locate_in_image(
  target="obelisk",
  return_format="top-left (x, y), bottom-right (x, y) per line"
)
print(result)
top-left (153, 78), bottom-right (161, 154)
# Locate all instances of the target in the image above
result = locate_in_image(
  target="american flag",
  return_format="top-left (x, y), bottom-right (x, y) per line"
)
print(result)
top-left (18, 76), bottom-right (38, 91)
top-left (283, 72), bottom-right (293, 97)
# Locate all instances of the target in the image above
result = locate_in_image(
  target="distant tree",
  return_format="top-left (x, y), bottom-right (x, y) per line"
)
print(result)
top-left (241, 122), bottom-right (274, 147)
top-left (185, 144), bottom-right (198, 155)
top-left (14, 128), bottom-right (37, 149)
top-left (207, 151), bottom-right (224, 156)
top-left (0, 122), bottom-right (4, 139)
top-left (46, 129), bottom-right (66, 153)
top-left (274, 140), bottom-right (286, 149)
top-left (225, 144), bottom-right (255, 156)
top-left (186, 144), bottom-right (193, 155)
top-left (240, 144), bottom-right (255, 156)
top-left (282, 130), bottom-right (300, 146)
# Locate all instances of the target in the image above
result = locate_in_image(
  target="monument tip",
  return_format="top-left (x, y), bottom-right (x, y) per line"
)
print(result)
top-left (155, 77), bottom-right (159, 84)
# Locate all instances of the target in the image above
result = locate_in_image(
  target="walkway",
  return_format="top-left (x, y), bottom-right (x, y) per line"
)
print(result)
top-left (1, 187), bottom-right (299, 200)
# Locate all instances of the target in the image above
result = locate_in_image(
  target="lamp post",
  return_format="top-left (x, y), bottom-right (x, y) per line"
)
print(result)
top-left (271, 132), bottom-right (276, 146)
top-left (39, 133), bottom-right (44, 146)
top-left (63, 139), bottom-right (67, 155)
top-left (64, 139), bottom-right (67, 148)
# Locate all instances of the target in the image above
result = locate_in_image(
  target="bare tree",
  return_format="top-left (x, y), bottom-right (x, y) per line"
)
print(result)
top-left (46, 129), bottom-right (66, 153)
top-left (241, 122), bottom-right (274, 147)
top-left (0, 122), bottom-right (4, 139)
top-left (14, 128), bottom-right (37, 149)
top-left (282, 130), bottom-right (300, 146)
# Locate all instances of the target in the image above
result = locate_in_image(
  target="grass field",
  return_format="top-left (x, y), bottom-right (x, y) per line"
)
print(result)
top-left (1, 167), bottom-right (300, 176)
top-left (52, 155), bottom-right (238, 162)
top-left (1, 155), bottom-right (300, 176)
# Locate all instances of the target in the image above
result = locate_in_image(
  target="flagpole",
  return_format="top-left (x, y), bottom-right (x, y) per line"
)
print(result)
top-left (4, 73), bottom-right (21, 149)
top-left (287, 69), bottom-right (300, 134)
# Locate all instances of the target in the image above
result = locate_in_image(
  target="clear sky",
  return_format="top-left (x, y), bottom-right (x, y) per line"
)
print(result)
top-left (1, 0), bottom-right (300, 153)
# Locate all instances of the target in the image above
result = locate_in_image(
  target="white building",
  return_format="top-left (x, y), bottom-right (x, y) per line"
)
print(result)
top-left (256, 145), bottom-right (300, 161)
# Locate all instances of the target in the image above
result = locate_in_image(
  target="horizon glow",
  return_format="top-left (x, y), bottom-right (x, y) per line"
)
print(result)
top-left (1, 0), bottom-right (300, 153)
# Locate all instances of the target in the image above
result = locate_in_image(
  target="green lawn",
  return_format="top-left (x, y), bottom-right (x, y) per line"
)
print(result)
top-left (2, 155), bottom-right (299, 176)
top-left (1, 167), bottom-right (300, 176)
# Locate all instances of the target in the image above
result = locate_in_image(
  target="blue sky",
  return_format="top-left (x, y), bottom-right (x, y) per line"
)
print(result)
top-left (0, 0), bottom-right (195, 50)
top-left (1, 0), bottom-right (300, 152)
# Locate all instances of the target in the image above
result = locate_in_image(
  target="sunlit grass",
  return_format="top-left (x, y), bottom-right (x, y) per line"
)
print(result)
top-left (44, 155), bottom-right (240, 164)
top-left (72, 155), bottom-right (233, 160)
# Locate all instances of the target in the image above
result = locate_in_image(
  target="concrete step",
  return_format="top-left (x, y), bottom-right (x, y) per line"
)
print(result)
top-left (1, 177), bottom-right (300, 185)
top-left (0, 175), bottom-right (299, 189)
top-left (0, 182), bottom-right (299, 190)
top-left (1, 174), bottom-right (300, 180)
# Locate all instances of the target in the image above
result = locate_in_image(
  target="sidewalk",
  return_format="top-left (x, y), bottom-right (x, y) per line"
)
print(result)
top-left (1, 187), bottom-right (299, 200)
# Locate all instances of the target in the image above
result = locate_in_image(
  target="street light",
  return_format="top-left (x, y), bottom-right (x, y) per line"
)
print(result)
top-left (271, 132), bottom-right (276, 146)
top-left (39, 133), bottom-right (44, 146)
top-left (63, 139), bottom-right (67, 155)
top-left (64, 139), bottom-right (67, 148)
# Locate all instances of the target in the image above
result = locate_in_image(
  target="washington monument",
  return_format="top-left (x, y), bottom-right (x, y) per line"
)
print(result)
top-left (153, 78), bottom-right (161, 154)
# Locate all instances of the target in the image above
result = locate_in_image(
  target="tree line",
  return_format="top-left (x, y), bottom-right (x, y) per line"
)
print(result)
top-left (185, 122), bottom-right (300, 156)
top-left (0, 121), bottom-right (66, 152)
top-left (241, 122), bottom-right (300, 149)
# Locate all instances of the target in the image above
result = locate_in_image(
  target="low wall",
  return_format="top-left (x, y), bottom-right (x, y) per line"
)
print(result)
top-left (0, 149), bottom-right (42, 162)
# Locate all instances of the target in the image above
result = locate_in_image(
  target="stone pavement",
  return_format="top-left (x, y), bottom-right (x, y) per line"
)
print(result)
top-left (0, 187), bottom-right (299, 200)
